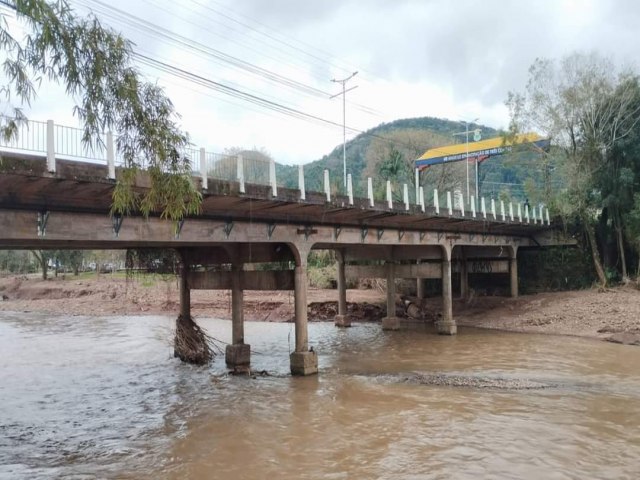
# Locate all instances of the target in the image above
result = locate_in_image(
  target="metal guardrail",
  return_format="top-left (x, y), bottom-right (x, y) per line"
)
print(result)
top-left (0, 117), bottom-right (552, 225)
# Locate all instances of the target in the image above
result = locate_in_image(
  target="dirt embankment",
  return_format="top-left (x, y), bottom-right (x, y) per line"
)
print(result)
top-left (1, 274), bottom-right (639, 345)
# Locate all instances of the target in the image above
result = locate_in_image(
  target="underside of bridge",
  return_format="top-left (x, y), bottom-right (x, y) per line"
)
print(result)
top-left (0, 154), bottom-right (573, 375)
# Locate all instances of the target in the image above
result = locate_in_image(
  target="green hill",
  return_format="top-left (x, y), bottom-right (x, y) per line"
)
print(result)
top-left (274, 116), bottom-right (558, 204)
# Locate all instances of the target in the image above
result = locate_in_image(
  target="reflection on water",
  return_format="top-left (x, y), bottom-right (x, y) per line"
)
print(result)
top-left (1, 312), bottom-right (639, 479)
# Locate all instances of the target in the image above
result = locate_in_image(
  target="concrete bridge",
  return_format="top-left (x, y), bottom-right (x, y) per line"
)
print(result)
top-left (0, 124), bottom-right (571, 376)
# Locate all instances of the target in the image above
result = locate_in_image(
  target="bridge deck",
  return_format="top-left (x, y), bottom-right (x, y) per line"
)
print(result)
top-left (0, 154), bottom-right (551, 238)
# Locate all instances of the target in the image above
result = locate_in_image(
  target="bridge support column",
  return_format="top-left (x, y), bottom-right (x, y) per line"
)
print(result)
top-left (382, 261), bottom-right (400, 330)
top-left (226, 263), bottom-right (250, 373)
top-left (334, 252), bottom-right (351, 327)
top-left (459, 252), bottom-right (469, 300)
top-left (510, 253), bottom-right (518, 298)
top-left (416, 278), bottom-right (426, 300)
top-left (437, 254), bottom-right (457, 335)
top-left (290, 261), bottom-right (318, 375)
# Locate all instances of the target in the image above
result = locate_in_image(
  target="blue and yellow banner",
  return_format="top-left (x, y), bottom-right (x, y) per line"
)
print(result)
top-left (415, 133), bottom-right (550, 170)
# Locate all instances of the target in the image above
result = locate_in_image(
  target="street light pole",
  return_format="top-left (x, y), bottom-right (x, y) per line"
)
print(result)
top-left (331, 71), bottom-right (358, 190)
top-left (453, 118), bottom-right (479, 204)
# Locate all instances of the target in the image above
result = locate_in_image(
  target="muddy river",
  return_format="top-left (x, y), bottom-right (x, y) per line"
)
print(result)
top-left (1, 312), bottom-right (639, 479)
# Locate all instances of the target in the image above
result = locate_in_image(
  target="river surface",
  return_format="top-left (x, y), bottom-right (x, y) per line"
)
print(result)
top-left (1, 312), bottom-right (639, 479)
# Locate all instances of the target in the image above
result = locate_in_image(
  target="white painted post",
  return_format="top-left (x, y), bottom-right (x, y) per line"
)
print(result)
top-left (471, 196), bottom-right (476, 218)
top-left (237, 154), bottom-right (245, 193)
top-left (298, 164), bottom-right (305, 200)
top-left (500, 200), bottom-right (506, 221)
top-left (324, 169), bottom-right (331, 202)
top-left (46, 119), bottom-right (55, 173)
top-left (481, 197), bottom-right (487, 218)
top-left (509, 202), bottom-right (514, 222)
top-left (367, 177), bottom-right (374, 207)
top-left (525, 204), bottom-right (530, 223)
top-left (386, 180), bottom-right (393, 209)
top-left (517, 203), bottom-right (522, 222)
top-left (434, 188), bottom-right (439, 214)
top-left (419, 186), bottom-right (425, 212)
top-left (403, 184), bottom-right (409, 211)
top-left (269, 158), bottom-right (277, 197)
top-left (491, 198), bottom-right (496, 219)
top-left (532, 206), bottom-right (537, 224)
top-left (347, 173), bottom-right (354, 205)
top-left (106, 131), bottom-right (115, 180)
top-left (459, 192), bottom-right (465, 216)
top-left (546, 208), bottom-right (551, 225)
top-left (199, 148), bottom-right (208, 190)
top-left (446, 191), bottom-right (453, 216)
top-left (415, 168), bottom-right (420, 206)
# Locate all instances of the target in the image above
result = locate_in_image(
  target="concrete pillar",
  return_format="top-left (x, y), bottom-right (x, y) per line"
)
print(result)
top-left (510, 255), bottom-right (519, 298)
top-left (382, 262), bottom-right (400, 330)
top-left (459, 255), bottom-right (469, 300)
top-left (416, 273), bottom-right (426, 300)
top-left (437, 254), bottom-right (457, 335)
top-left (226, 263), bottom-right (250, 372)
top-left (335, 253), bottom-right (350, 327)
top-left (179, 261), bottom-right (190, 319)
top-left (290, 261), bottom-right (318, 375)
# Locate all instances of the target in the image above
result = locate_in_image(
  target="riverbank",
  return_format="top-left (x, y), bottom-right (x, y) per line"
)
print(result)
top-left (0, 273), bottom-right (638, 345)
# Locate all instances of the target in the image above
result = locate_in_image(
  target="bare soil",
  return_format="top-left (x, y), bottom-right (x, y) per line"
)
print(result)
top-left (1, 273), bottom-right (639, 345)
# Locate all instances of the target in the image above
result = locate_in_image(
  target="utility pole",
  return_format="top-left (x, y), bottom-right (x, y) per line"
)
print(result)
top-left (331, 71), bottom-right (358, 190)
top-left (453, 118), bottom-right (479, 203)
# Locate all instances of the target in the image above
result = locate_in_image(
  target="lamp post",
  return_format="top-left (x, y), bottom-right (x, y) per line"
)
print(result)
top-left (453, 118), bottom-right (479, 204)
top-left (331, 71), bottom-right (358, 190)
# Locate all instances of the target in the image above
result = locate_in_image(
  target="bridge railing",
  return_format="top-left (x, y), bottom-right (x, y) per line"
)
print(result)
top-left (0, 117), bottom-right (552, 225)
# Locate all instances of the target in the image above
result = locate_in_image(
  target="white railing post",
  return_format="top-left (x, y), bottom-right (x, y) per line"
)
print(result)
top-left (386, 180), bottom-right (393, 209)
top-left (237, 154), bottom-right (245, 193)
top-left (199, 148), bottom-right (208, 190)
top-left (459, 192), bottom-right (465, 216)
top-left (546, 208), bottom-right (551, 225)
top-left (532, 206), bottom-right (537, 224)
top-left (415, 168), bottom-right (419, 206)
top-left (434, 188), bottom-right (439, 214)
top-left (269, 158), bottom-right (277, 197)
top-left (500, 200), bottom-right (506, 221)
top-left (518, 203), bottom-right (523, 222)
top-left (446, 191), bottom-right (453, 216)
top-left (106, 131), bottom-right (115, 180)
top-left (367, 177), bottom-right (374, 207)
top-left (525, 204), bottom-right (530, 223)
top-left (403, 183), bottom-right (409, 211)
top-left (46, 119), bottom-right (55, 173)
top-left (324, 169), bottom-right (331, 202)
top-left (481, 197), bottom-right (486, 218)
top-left (298, 164), bottom-right (305, 200)
top-left (419, 186), bottom-right (425, 212)
top-left (491, 198), bottom-right (496, 219)
top-left (347, 173), bottom-right (354, 206)
top-left (509, 202), bottom-right (514, 222)
top-left (471, 196), bottom-right (476, 218)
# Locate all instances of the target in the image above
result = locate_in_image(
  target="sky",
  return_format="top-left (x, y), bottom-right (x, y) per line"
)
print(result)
top-left (3, 0), bottom-right (640, 165)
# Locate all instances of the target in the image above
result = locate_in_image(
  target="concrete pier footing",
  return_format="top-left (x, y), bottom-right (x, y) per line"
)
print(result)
top-left (225, 343), bottom-right (251, 372)
top-left (382, 316), bottom-right (401, 330)
top-left (290, 351), bottom-right (318, 376)
top-left (334, 314), bottom-right (351, 328)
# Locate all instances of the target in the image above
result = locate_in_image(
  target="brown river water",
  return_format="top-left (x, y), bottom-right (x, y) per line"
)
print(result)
top-left (1, 312), bottom-right (639, 479)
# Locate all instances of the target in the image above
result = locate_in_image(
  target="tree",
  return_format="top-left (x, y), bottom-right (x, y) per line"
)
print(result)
top-left (507, 53), bottom-right (640, 285)
top-left (1, 0), bottom-right (200, 221)
top-left (30, 250), bottom-right (51, 279)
